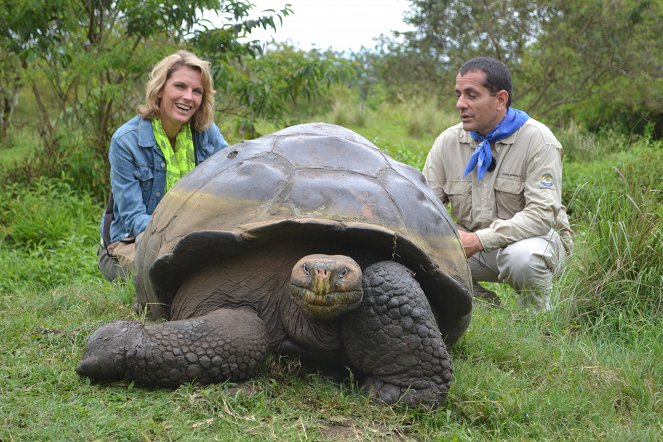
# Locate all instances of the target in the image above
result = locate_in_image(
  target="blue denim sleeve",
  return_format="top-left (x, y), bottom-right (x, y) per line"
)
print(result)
top-left (203, 122), bottom-right (229, 159)
top-left (109, 134), bottom-right (152, 239)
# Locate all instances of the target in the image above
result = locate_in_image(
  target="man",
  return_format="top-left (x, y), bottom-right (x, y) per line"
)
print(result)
top-left (423, 57), bottom-right (573, 311)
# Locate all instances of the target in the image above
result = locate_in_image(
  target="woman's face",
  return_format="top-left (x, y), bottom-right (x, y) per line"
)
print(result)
top-left (158, 65), bottom-right (203, 135)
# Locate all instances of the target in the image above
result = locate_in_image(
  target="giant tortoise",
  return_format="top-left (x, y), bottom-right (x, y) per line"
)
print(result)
top-left (77, 123), bottom-right (472, 407)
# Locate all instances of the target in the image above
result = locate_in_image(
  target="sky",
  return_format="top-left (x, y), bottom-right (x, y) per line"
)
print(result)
top-left (238, 0), bottom-right (412, 53)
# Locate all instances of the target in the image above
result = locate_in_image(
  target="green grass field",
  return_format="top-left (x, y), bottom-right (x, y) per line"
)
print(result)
top-left (1, 105), bottom-right (661, 441)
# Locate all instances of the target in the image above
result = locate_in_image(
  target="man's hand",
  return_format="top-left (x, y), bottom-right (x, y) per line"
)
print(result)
top-left (458, 230), bottom-right (483, 258)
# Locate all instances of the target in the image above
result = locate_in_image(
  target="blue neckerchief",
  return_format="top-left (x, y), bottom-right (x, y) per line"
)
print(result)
top-left (463, 108), bottom-right (529, 180)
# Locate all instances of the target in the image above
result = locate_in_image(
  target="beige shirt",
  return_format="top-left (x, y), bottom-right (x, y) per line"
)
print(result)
top-left (423, 119), bottom-right (573, 253)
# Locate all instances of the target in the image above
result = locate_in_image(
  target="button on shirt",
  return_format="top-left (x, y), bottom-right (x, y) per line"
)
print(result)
top-left (423, 119), bottom-right (573, 254)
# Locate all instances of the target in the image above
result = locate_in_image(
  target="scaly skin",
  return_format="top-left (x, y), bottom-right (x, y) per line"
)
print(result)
top-left (77, 308), bottom-right (268, 386)
top-left (342, 261), bottom-right (452, 408)
top-left (78, 256), bottom-right (451, 408)
top-left (78, 254), bottom-right (364, 387)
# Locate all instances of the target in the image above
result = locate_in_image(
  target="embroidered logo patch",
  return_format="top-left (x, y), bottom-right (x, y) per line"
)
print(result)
top-left (540, 173), bottom-right (554, 187)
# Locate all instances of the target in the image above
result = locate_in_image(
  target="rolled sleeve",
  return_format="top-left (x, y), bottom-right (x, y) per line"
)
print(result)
top-left (476, 142), bottom-right (562, 251)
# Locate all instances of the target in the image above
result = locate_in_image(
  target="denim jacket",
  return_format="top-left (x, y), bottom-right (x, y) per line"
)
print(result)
top-left (101, 115), bottom-right (228, 244)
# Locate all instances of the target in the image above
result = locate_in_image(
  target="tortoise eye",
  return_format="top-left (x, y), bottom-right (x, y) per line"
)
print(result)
top-left (339, 268), bottom-right (348, 277)
top-left (303, 264), bottom-right (310, 275)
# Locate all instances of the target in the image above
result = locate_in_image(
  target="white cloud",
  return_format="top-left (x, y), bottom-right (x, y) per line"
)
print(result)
top-left (240, 0), bottom-right (412, 52)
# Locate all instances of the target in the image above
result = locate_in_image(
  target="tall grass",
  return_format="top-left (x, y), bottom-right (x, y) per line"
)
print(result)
top-left (0, 177), bottom-right (100, 292)
top-left (403, 98), bottom-right (457, 140)
top-left (328, 97), bottom-right (369, 128)
top-left (558, 184), bottom-right (662, 337)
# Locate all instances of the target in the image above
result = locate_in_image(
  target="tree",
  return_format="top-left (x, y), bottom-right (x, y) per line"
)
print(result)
top-left (1, 1), bottom-right (293, 150)
top-left (520, 0), bottom-right (663, 135)
top-left (191, 40), bottom-right (352, 136)
top-left (386, 0), bottom-right (663, 136)
top-left (400, 0), bottom-right (545, 79)
top-left (0, 47), bottom-right (22, 143)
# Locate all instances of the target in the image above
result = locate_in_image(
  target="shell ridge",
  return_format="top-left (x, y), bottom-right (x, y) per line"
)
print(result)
top-left (256, 137), bottom-right (295, 217)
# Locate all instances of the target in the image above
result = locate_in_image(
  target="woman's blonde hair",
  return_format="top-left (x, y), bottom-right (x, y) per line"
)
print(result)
top-left (138, 50), bottom-right (215, 131)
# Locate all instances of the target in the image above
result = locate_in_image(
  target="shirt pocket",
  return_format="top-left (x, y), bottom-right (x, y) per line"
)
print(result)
top-left (133, 166), bottom-right (155, 207)
top-left (444, 180), bottom-right (472, 226)
top-left (494, 177), bottom-right (525, 219)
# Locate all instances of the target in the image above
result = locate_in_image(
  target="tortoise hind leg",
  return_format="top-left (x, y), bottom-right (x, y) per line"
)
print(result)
top-left (341, 261), bottom-right (452, 408)
top-left (77, 308), bottom-right (268, 386)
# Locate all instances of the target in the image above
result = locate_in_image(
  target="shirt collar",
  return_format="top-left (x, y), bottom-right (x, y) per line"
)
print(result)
top-left (459, 122), bottom-right (525, 146)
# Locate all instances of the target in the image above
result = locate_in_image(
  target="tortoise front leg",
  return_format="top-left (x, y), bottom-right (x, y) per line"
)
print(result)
top-left (77, 308), bottom-right (268, 387)
top-left (341, 261), bottom-right (452, 408)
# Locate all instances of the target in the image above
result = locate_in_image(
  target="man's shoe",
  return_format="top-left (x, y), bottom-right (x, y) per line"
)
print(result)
top-left (132, 302), bottom-right (146, 315)
top-left (472, 284), bottom-right (501, 307)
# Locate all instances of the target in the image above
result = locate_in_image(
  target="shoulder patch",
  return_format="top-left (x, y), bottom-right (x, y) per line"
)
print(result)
top-left (540, 173), bottom-right (554, 187)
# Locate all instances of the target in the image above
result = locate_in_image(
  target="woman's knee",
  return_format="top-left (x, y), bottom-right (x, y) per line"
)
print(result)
top-left (97, 245), bottom-right (128, 282)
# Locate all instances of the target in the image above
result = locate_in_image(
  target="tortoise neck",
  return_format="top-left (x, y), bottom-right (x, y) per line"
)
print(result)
top-left (280, 300), bottom-right (341, 352)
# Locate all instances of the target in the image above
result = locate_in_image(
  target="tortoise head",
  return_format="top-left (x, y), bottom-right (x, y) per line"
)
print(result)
top-left (290, 254), bottom-right (363, 321)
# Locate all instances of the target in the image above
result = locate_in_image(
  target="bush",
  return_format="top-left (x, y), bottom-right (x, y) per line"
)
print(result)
top-left (374, 137), bottom-right (428, 171)
top-left (2, 126), bottom-right (109, 203)
top-left (0, 177), bottom-right (100, 292)
top-left (558, 140), bottom-right (662, 337)
top-left (329, 97), bottom-right (368, 128)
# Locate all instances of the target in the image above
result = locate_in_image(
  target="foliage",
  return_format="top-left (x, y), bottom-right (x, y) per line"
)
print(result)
top-left (521, 0), bottom-right (663, 136)
top-left (1, 0), bottom-right (295, 147)
top-left (0, 177), bottom-right (100, 292)
top-left (196, 43), bottom-right (353, 137)
top-left (375, 0), bottom-right (663, 138)
top-left (1, 125), bottom-right (109, 201)
top-left (1, 1), bottom-right (357, 198)
top-left (558, 139), bottom-right (662, 336)
top-left (346, 42), bottom-right (443, 103)
top-left (367, 0), bottom-right (546, 102)
top-left (401, 0), bottom-right (543, 70)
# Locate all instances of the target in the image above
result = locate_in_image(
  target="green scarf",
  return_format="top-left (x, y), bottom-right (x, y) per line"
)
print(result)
top-left (152, 119), bottom-right (196, 192)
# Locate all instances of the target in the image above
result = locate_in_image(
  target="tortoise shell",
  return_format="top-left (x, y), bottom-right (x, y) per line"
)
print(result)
top-left (134, 123), bottom-right (472, 344)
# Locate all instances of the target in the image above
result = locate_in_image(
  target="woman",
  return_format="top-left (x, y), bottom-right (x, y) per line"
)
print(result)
top-left (98, 50), bottom-right (228, 281)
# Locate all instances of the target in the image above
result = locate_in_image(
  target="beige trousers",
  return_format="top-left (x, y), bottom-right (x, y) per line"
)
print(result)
top-left (97, 234), bottom-right (141, 282)
top-left (468, 229), bottom-right (568, 311)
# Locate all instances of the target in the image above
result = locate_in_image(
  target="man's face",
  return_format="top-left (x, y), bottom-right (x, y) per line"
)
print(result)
top-left (455, 70), bottom-right (506, 136)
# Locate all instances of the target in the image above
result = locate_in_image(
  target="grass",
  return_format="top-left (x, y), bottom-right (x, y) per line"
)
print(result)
top-left (1, 105), bottom-right (662, 440)
top-left (2, 283), bottom-right (661, 440)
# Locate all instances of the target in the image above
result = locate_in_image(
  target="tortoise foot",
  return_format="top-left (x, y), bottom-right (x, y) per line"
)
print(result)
top-left (76, 320), bottom-right (141, 381)
top-left (342, 261), bottom-right (453, 408)
top-left (362, 376), bottom-right (447, 409)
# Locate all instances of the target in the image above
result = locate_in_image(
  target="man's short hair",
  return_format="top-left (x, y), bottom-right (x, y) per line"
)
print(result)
top-left (459, 57), bottom-right (512, 107)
